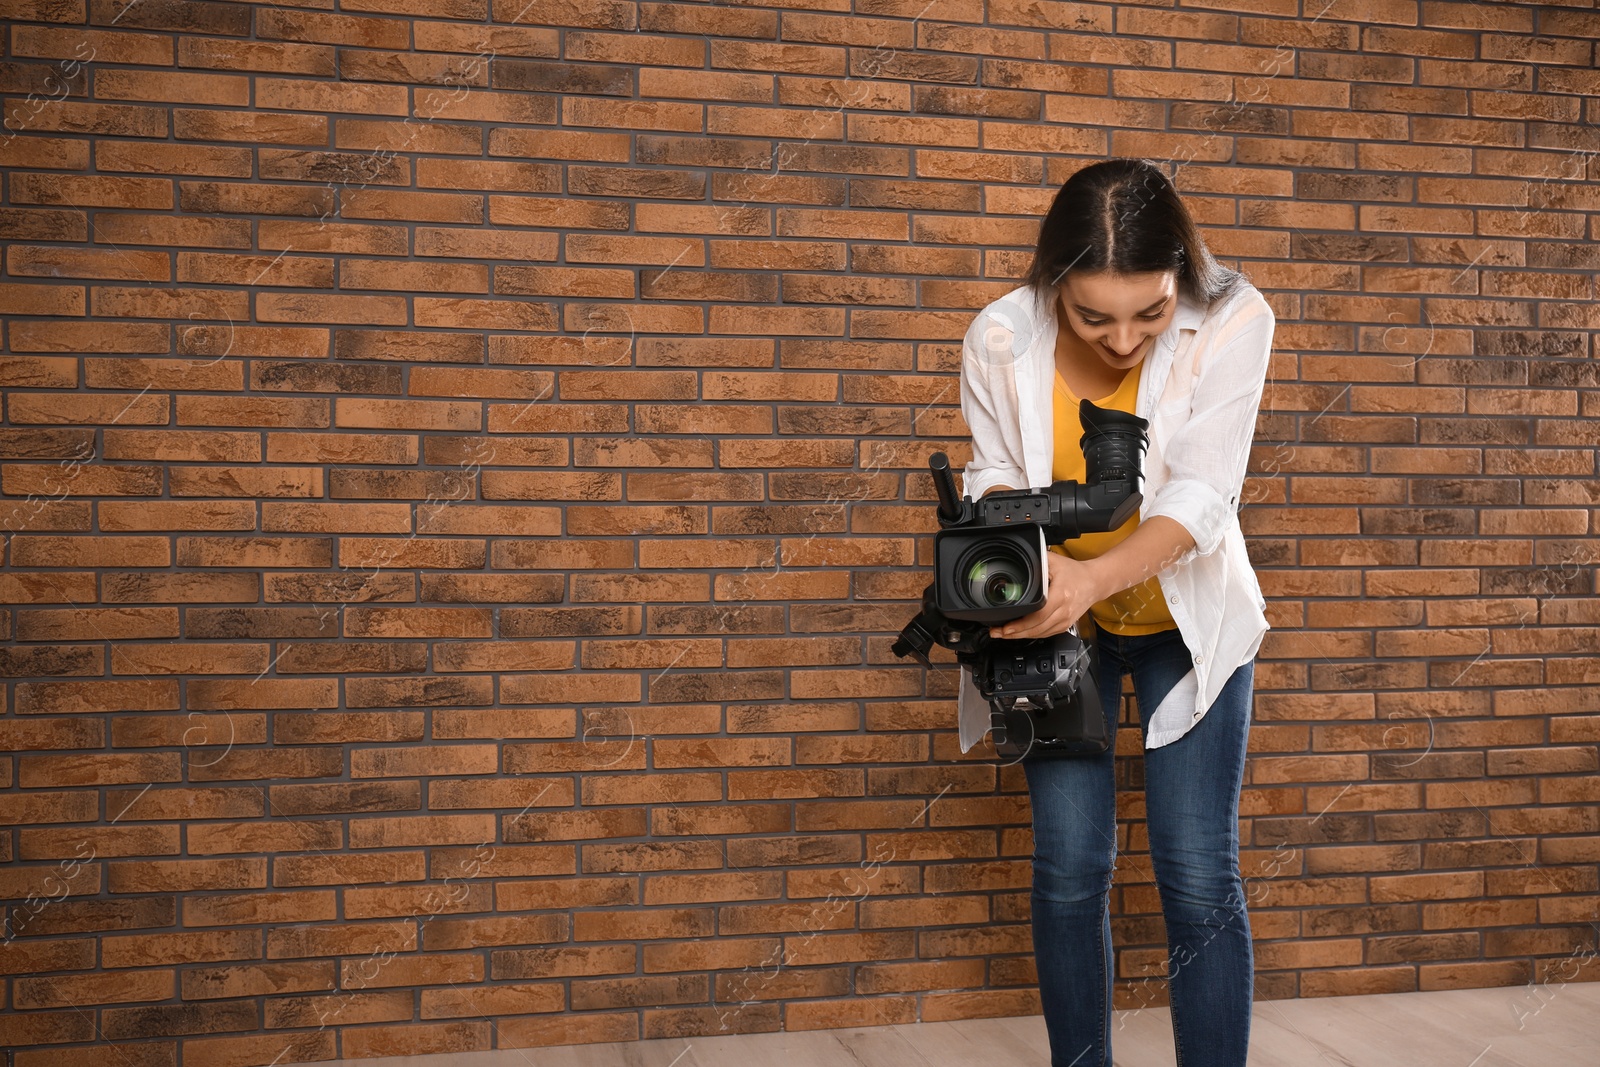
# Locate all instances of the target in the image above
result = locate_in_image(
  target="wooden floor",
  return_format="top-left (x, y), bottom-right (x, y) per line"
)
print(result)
top-left (300, 982), bottom-right (1599, 1066)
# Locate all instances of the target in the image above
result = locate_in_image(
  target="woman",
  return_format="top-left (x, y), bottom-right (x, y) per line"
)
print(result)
top-left (957, 158), bottom-right (1275, 1067)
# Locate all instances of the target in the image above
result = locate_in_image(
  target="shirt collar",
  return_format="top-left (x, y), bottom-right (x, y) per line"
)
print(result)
top-left (1172, 287), bottom-right (1205, 332)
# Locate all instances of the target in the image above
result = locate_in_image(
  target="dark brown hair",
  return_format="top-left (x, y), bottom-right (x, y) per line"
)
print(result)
top-left (1023, 158), bottom-right (1249, 315)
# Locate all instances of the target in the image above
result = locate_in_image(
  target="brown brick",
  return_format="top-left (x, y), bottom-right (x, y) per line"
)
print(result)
top-left (1419, 959), bottom-right (1532, 990)
top-left (800, 861), bottom-right (923, 899)
top-left (338, 950), bottom-right (483, 990)
top-left (107, 858), bottom-right (267, 893)
top-left (182, 889), bottom-right (337, 927)
top-left (641, 938), bottom-right (775, 980)
top-left (731, 700), bottom-right (858, 734)
top-left (421, 981), bottom-right (564, 1018)
top-left (923, 985), bottom-right (1039, 1022)
top-left (864, 895), bottom-right (985, 927)
top-left (575, 908), bottom-right (714, 943)
top-left (787, 993), bottom-right (916, 1031)
top-left (180, 960), bottom-right (335, 1000)
top-left (263, 989), bottom-right (412, 1030)
top-left (100, 999), bottom-right (259, 1040)
top-left (572, 972), bottom-right (707, 1012)
top-left (652, 738), bottom-right (789, 769)
top-left (720, 902), bottom-right (857, 934)
top-left (578, 772), bottom-right (720, 809)
top-left (585, 844), bottom-right (723, 876)
top-left (490, 946), bottom-right (633, 984)
top-left (855, 958), bottom-right (986, 995)
top-left (420, 912), bottom-right (565, 951)
top-left (649, 806), bottom-right (787, 838)
top-left (728, 769), bottom-right (864, 801)
top-left (642, 867), bottom-right (782, 904)
top-left (12, 966), bottom-right (174, 1011)
top-left (101, 928), bottom-right (255, 969)
top-left (921, 927), bottom-right (1030, 959)
top-left (713, 966), bottom-right (851, 1004)
top-left (339, 1019), bottom-right (492, 1058)
top-left (650, 999), bottom-right (786, 1038)
top-left (496, 876), bottom-right (633, 908)
top-left (505, 809), bottom-right (643, 844)
top-left (501, 741), bottom-right (648, 775)
top-left (1297, 965), bottom-right (1417, 997)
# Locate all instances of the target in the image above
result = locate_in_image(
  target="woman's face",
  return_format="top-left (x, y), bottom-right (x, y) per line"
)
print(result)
top-left (1055, 270), bottom-right (1179, 373)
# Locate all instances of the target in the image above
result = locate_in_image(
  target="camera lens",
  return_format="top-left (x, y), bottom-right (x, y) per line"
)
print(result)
top-left (964, 553), bottom-right (1027, 608)
top-left (940, 532), bottom-right (1040, 622)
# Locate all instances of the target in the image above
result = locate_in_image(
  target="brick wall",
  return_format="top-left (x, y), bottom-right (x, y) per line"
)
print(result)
top-left (3, 0), bottom-right (1600, 1061)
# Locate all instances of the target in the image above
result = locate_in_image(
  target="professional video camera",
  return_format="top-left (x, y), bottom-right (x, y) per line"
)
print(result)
top-left (891, 397), bottom-right (1151, 760)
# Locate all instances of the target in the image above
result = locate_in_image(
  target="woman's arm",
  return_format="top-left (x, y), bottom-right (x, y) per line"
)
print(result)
top-left (1081, 515), bottom-right (1196, 604)
top-left (1140, 294), bottom-right (1275, 563)
top-left (959, 309), bottom-right (1029, 500)
top-left (984, 507), bottom-right (1196, 641)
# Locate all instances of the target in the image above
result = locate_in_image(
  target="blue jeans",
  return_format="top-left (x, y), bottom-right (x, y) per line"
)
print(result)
top-left (1022, 625), bottom-right (1255, 1067)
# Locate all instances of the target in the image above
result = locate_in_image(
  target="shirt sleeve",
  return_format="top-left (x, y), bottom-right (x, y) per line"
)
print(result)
top-left (1142, 293), bottom-right (1275, 563)
top-left (959, 308), bottom-right (1028, 500)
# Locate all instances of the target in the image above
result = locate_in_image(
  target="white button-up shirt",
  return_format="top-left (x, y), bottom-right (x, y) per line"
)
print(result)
top-left (955, 281), bottom-right (1275, 753)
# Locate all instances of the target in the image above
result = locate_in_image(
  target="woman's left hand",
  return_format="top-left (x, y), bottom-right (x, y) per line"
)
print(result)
top-left (988, 550), bottom-right (1105, 641)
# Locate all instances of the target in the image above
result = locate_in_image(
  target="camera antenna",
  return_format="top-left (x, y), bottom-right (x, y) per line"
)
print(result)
top-left (928, 451), bottom-right (964, 523)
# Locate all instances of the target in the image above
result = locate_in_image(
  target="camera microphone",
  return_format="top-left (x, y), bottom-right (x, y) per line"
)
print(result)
top-left (929, 451), bottom-right (964, 524)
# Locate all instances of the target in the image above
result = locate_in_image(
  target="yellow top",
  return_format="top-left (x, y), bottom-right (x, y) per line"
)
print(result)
top-left (1050, 360), bottom-right (1177, 637)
